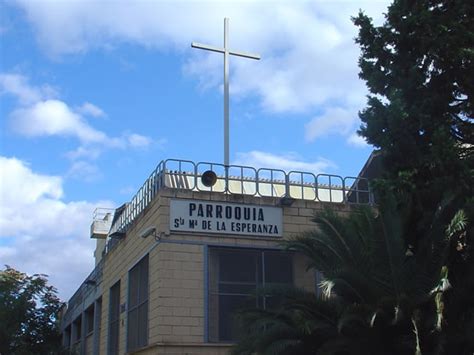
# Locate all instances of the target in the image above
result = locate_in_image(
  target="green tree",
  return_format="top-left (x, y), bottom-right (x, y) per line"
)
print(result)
top-left (234, 2), bottom-right (473, 354)
top-left (353, 0), bottom-right (474, 246)
top-left (353, 1), bottom-right (474, 352)
top-left (233, 204), bottom-right (467, 355)
top-left (0, 266), bottom-right (65, 355)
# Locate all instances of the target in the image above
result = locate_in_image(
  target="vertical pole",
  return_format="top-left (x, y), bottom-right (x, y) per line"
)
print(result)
top-left (203, 245), bottom-right (209, 342)
top-left (223, 18), bottom-right (230, 167)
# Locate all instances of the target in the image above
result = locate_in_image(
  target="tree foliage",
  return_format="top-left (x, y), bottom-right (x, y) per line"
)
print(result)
top-left (0, 266), bottom-right (65, 355)
top-left (233, 204), bottom-right (470, 354)
top-left (233, 1), bottom-right (473, 354)
top-left (353, 0), bottom-right (474, 247)
top-left (353, 1), bottom-right (474, 352)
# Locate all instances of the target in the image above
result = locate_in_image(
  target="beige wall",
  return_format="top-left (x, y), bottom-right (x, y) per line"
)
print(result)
top-left (94, 189), bottom-right (349, 354)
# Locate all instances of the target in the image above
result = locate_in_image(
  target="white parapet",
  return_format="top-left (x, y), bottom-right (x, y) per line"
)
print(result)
top-left (90, 208), bottom-right (114, 239)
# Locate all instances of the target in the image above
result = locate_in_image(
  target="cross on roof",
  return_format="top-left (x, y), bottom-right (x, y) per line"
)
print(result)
top-left (192, 18), bottom-right (260, 166)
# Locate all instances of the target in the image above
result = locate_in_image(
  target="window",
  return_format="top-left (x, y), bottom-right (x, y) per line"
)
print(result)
top-left (72, 316), bottom-right (82, 344)
top-left (95, 297), bottom-right (103, 355)
top-left (208, 248), bottom-right (293, 342)
top-left (85, 305), bottom-right (94, 335)
top-left (63, 325), bottom-right (71, 347)
top-left (108, 281), bottom-right (120, 355)
top-left (127, 254), bottom-right (149, 351)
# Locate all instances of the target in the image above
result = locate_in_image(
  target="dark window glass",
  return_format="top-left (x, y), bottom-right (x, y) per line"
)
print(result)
top-left (128, 266), bottom-right (139, 307)
top-left (137, 302), bottom-right (148, 347)
top-left (72, 316), bottom-right (81, 342)
top-left (264, 251), bottom-right (293, 284)
top-left (218, 250), bottom-right (260, 283)
top-left (139, 259), bottom-right (149, 303)
top-left (108, 281), bottom-right (120, 355)
top-left (209, 248), bottom-right (293, 342)
top-left (127, 254), bottom-right (149, 351)
top-left (85, 305), bottom-right (94, 334)
top-left (128, 308), bottom-right (138, 349)
top-left (63, 325), bottom-right (71, 347)
top-left (219, 283), bottom-right (258, 294)
top-left (218, 295), bottom-right (249, 341)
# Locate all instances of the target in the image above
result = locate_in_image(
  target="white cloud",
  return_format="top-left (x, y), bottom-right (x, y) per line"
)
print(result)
top-left (305, 107), bottom-right (358, 142)
top-left (347, 132), bottom-right (368, 148)
top-left (65, 146), bottom-right (103, 161)
top-left (3, 72), bottom-right (157, 159)
top-left (0, 235), bottom-right (97, 302)
top-left (67, 161), bottom-right (103, 182)
top-left (11, 0), bottom-right (389, 118)
top-left (11, 99), bottom-right (108, 143)
top-left (126, 133), bottom-right (153, 148)
top-left (0, 73), bottom-right (56, 105)
top-left (0, 156), bottom-right (115, 300)
top-left (76, 102), bottom-right (106, 118)
top-left (0, 156), bottom-right (63, 207)
top-left (234, 150), bottom-right (334, 174)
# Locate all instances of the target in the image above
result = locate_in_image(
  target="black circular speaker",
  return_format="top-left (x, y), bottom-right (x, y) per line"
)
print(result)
top-left (201, 170), bottom-right (218, 187)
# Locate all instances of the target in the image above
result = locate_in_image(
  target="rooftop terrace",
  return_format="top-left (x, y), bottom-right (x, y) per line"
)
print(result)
top-left (101, 159), bottom-right (373, 239)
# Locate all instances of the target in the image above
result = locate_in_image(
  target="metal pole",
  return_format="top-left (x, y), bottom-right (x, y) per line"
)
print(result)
top-left (223, 18), bottom-right (229, 167)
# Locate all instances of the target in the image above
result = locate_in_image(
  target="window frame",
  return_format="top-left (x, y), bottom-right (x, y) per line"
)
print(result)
top-left (72, 315), bottom-right (82, 344)
top-left (207, 247), bottom-right (294, 342)
top-left (126, 254), bottom-right (149, 352)
top-left (108, 280), bottom-right (121, 355)
top-left (85, 304), bottom-right (95, 335)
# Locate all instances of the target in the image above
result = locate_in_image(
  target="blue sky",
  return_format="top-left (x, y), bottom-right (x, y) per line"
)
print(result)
top-left (0, 0), bottom-right (389, 300)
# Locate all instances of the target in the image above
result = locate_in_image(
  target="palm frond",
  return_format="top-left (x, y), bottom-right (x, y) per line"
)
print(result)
top-left (446, 209), bottom-right (467, 239)
top-left (233, 286), bottom-right (342, 355)
top-left (234, 194), bottom-right (460, 354)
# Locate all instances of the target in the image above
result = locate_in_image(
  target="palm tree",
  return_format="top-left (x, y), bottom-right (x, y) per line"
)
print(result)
top-left (233, 201), bottom-right (467, 355)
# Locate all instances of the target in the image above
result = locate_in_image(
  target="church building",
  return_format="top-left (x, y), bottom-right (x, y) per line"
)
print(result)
top-left (60, 158), bottom-right (372, 354)
top-left (59, 17), bottom-right (376, 355)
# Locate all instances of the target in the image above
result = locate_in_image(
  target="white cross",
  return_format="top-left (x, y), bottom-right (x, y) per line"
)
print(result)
top-left (192, 18), bottom-right (260, 166)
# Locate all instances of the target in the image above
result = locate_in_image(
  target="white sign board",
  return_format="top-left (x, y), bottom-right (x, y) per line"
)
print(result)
top-left (170, 199), bottom-right (282, 237)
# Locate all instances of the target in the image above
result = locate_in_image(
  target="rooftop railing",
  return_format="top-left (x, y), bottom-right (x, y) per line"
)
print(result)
top-left (107, 159), bottom-right (373, 237)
